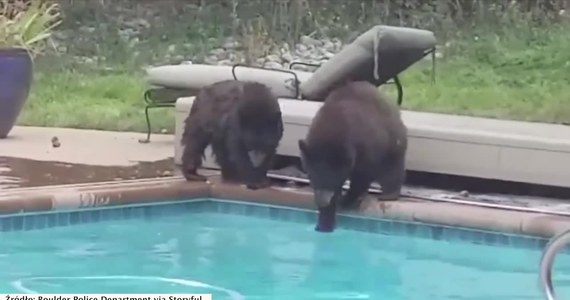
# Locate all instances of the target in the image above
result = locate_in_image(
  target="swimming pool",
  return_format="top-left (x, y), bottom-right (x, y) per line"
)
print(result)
top-left (1, 199), bottom-right (570, 299)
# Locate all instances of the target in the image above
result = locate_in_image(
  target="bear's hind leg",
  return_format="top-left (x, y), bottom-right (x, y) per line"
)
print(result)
top-left (340, 174), bottom-right (373, 210)
top-left (181, 119), bottom-right (212, 182)
top-left (376, 155), bottom-right (406, 201)
top-left (218, 157), bottom-right (242, 184)
top-left (210, 133), bottom-right (241, 184)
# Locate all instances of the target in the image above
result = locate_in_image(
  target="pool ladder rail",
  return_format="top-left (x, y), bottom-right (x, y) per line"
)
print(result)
top-left (540, 228), bottom-right (570, 300)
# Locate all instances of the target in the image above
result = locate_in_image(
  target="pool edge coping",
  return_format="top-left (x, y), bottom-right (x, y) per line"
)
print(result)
top-left (0, 176), bottom-right (568, 240)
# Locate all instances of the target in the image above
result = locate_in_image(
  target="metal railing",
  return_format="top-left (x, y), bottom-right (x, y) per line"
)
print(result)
top-left (540, 229), bottom-right (570, 300)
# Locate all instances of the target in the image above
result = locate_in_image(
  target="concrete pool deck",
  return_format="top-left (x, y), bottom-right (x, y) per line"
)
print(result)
top-left (0, 175), bottom-right (569, 240)
top-left (1, 125), bottom-right (570, 239)
top-left (1, 126), bottom-right (174, 166)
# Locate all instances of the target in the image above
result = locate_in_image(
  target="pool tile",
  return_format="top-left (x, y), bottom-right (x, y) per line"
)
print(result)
top-left (529, 237), bottom-right (545, 250)
top-left (294, 210), bottom-right (313, 224)
top-left (141, 206), bottom-right (153, 220)
top-left (80, 210), bottom-right (92, 224)
top-left (23, 215), bottom-right (35, 231)
top-left (430, 226), bottom-right (443, 240)
top-left (211, 202), bottom-right (222, 213)
top-left (57, 212), bottom-right (70, 226)
top-left (255, 206), bottom-right (271, 219)
top-left (393, 221), bottom-right (409, 236)
top-left (221, 202), bottom-right (233, 214)
top-left (376, 219), bottom-right (392, 235)
top-left (35, 214), bottom-right (49, 230)
top-left (484, 232), bottom-right (499, 245)
top-left (305, 211), bottom-right (317, 223)
top-left (269, 207), bottom-right (281, 219)
top-left (69, 212), bottom-right (81, 225)
top-left (47, 213), bottom-right (58, 228)
top-left (469, 231), bottom-right (485, 245)
top-left (231, 202), bottom-right (244, 214)
top-left (510, 236), bottom-right (532, 249)
top-left (404, 222), bottom-right (418, 236)
top-left (436, 226), bottom-right (456, 242)
top-left (455, 229), bottom-right (473, 243)
top-left (413, 224), bottom-right (433, 239)
top-left (536, 239), bottom-right (544, 249)
top-left (362, 219), bottom-right (374, 231)
top-left (12, 216), bottom-right (23, 231)
top-left (232, 203), bottom-right (247, 216)
top-left (122, 207), bottom-right (133, 219)
top-left (353, 218), bottom-right (369, 232)
top-left (241, 204), bottom-right (254, 216)
top-left (109, 207), bottom-right (124, 220)
top-left (337, 215), bottom-right (354, 229)
top-left (0, 199), bottom-right (554, 252)
top-left (498, 234), bottom-right (511, 246)
top-left (1, 217), bottom-right (12, 231)
top-left (278, 208), bottom-right (294, 222)
top-left (187, 201), bottom-right (208, 213)
top-left (159, 204), bottom-right (173, 216)
top-left (90, 210), bottom-right (102, 223)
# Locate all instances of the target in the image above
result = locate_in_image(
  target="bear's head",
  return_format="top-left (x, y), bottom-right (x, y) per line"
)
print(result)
top-left (298, 139), bottom-right (354, 208)
top-left (237, 110), bottom-right (283, 168)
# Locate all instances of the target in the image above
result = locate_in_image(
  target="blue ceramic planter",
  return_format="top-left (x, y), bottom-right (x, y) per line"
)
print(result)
top-left (0, 48), bottom-right (33, 138)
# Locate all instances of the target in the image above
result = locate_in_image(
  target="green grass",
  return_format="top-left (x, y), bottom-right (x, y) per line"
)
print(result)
top-left (395, 29), bottom-right (570, 123)
top-left (19, 69), bottom-right (174, 133)
top-left (17, 23), bottom-right (570, 133)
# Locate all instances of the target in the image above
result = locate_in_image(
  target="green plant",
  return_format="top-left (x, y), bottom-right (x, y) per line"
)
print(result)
top-left (0, 0), bottom-right (62, 57)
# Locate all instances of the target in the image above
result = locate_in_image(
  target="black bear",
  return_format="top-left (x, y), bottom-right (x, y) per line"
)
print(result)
top-left (298, 81), bottom-right (408, 232)
top-left (181, 79), bottom-right (284, 190)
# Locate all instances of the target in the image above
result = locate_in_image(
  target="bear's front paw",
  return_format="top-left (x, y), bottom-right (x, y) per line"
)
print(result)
top-left (377, 191), bottom-right (400, 201)
top-left (315, 205), bottom-right (336, 233)
top-left (183, 171), bottom-right (208, 182)
top-left (246, 180), bottom-right (270, 190)
top-left (245, 176), bottom-right (270, 190)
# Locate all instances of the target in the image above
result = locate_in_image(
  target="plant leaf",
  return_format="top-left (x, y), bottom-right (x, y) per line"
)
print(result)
top-left (0, 1), bottom-right (62, 56)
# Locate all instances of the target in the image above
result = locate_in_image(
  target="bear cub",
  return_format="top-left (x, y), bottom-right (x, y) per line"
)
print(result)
top-left (298, 81), bottom-right (408, 232)
top-left (181, 80), bottom-right (284, 190)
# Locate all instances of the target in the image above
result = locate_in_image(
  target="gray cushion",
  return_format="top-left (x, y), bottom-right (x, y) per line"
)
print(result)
top-left (145, 64), bottom-right (313, 99)
top-left (300, 25), bottom-right (437, 100)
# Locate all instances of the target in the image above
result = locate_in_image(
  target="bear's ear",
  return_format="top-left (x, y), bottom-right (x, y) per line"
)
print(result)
top-left (298, 139), bottom-right (309, 157)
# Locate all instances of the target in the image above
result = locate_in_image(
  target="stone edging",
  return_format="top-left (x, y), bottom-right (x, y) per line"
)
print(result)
top-left (0, 176), bottom-right (569, 239)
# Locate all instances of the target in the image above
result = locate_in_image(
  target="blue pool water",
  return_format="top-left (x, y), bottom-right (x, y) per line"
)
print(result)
top-left (1, 201), bottom-right (570, 299)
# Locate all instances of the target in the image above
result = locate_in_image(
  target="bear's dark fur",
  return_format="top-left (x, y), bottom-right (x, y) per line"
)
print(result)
top-left (298, 81), bottom-right (408, 232)
top-left (181, 80), bottom-right (283, 189)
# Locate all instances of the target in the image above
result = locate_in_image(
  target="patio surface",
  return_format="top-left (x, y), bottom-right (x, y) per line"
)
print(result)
top-left (2, 125), bottom-right (570, 219)
top-left (0, 126), bottom-right (176, 189)
top-left (1, 126), bottom-right (173, 166)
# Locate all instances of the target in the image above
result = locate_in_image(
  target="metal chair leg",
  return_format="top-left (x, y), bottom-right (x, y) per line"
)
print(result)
top-left (394, 75), bottom-right (403, 106)
top-left (138, 105), bottom-right (152, 144)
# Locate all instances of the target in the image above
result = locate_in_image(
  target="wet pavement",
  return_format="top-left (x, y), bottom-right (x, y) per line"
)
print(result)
top-left (1, 126), bottom-right (174, 166)
top-left (0, 126), bottom-right (177, 190)
top-left (0, 156), bottom-right (176, 190)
